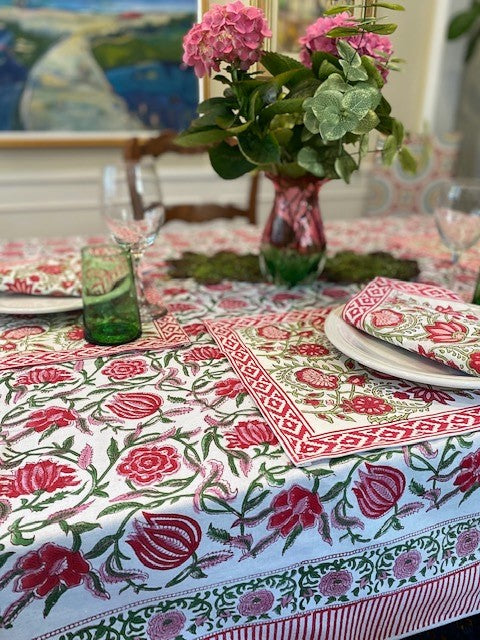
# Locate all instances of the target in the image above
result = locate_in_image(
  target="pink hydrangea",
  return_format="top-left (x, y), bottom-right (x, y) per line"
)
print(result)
top-left (299, 11), bottom-right (393, 80)
top-left (182, 0), bottom-right (272, 78)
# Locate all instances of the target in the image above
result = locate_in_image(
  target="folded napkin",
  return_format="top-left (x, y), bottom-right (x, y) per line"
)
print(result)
top-left (0, 255), bottom-right (81, 297)
top-left (342, 277), bottom-right (480, 377)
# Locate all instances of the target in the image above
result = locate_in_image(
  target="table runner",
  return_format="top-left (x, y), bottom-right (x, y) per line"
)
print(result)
top-left (0, 312), bottom-right (190, 371)
top-left (205, 307), bottom-right (480, 465)
top-left (0, 255), bottom-right (81, 297)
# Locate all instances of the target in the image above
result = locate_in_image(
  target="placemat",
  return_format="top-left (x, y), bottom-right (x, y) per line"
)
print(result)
top-left (0, 313), bottom-right (189, 371)
top-left (205, 308), bottom-right (480, 466)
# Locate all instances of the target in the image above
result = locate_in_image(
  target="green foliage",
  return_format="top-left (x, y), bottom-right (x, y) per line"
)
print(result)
top-left (447, 0), bottom-right (480, 61)
top-left (176, 7), bottom-right (416, 183)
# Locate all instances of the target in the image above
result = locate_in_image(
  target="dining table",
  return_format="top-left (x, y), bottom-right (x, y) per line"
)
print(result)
top-left (0, 214), bottom-right (480, 640)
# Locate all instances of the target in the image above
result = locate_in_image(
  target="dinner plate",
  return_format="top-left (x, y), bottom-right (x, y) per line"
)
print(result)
top-left (324, 305), bottom-right (480, 389)
top-left (0, 295), bottom-right (83, 315)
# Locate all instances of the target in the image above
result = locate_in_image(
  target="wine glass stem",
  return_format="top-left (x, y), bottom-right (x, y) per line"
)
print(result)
top-left (131, 249), bottom-right (146, 307)
top-left (448, 250), bottom-right (461, 291)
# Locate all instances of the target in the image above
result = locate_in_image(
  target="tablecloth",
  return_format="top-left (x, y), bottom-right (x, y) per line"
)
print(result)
top-left (0, 216), bottom-right (479, 640)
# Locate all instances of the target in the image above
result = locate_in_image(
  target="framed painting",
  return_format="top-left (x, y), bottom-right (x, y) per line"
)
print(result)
top-left (0, 0), bottom-right (199, 147)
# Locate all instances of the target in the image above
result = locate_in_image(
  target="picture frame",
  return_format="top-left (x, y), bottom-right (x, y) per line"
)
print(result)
top-left (0, 0), bottom-right (200, 149)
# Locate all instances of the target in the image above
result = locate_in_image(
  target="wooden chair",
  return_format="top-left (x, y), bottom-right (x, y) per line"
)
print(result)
top-left (123, 130), bottom-right (259, 224)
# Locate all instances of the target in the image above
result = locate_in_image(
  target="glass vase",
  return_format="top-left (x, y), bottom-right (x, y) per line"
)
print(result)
top-left (260, 173), bottom-right (327, 287)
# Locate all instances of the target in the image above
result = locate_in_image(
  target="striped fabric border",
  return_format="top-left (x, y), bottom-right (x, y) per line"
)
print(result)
top-left (201, 563), bottom-right (480, 640)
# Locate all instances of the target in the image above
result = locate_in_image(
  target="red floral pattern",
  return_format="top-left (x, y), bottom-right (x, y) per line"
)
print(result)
top-left (102, 358), bottom-right (148, 380)
top-left (371, 309), bottom-right (404, 328)
top-left (257, 325), bottom-right (291, 340)
top-left (267, 485), bottom-right (323, 537)
top-left (0, 460), bottom-right (79, 497)
top-left (2, 326), bottom-right (45, 340)
top-left (106, 392), bottom-right (162, 419)
top-left (295, 368), bottom-right (338, 390)
top-left (224, 419), bottom-right (278, 449)
top-left (424, 320), bottom-right (467, 343)
top-left (16, 367), bottom-right (73, 385)
top-left (454, 448), bottom-right (480, 492)
top-left (289, 343), bottom-right (329, 357)
top-left (13, 543), bottom-right (90, 597)
top-left (117, 446), bottom-right (180, 485)
top-left (25, 406), bottom-right (77, 432)
top-left (342, 395), bottom-right (393, 416)
top-left (353, 464), bottom-right (405, 518)
top-left (214, 378), bottom-right (245, 398)
top-left (127, 512), bottom-right (201, 570)
top-left (183, 346), bottom-right (226, 361)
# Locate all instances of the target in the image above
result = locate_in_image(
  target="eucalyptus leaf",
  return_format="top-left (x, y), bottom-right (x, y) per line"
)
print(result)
top-left (363, 23), bottom-right (398, 35)
top-left (448, 5), bottom-right (480, 39)
top-left (311, 50), bottom-right (341, 77)
top-left (319, 111), bottom-right (349, 141)
top-left (372, 2), bottom-right (405, 10)
top-left (360, 56), bottom-right (384, 87)
top-left (304, 111), bottom-right (320, 134)
top-left (327, 26), bottom-right (362, 37)
top-left (392, 119), bottom-right (405, 145)
top-left (382, 134), bottom-right (398, 164)
top-left (398, 146), bottom-right (418, 174)
top-left (342, 87), bottom-right (379, 118)
top-left (335, 152), bottom-right (357, 183)
top-left (318, 59), bottom-right (343, 81)
top-left (339, 61), bottom-right (369, 81)
top-left (336, 40), bottom-right (360, 64)
top-left (308, 89), bottom-right (343, 120)
top-left (351, 109), bottom-right (379, 134)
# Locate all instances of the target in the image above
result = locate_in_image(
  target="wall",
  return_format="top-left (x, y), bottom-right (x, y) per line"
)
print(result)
top-left (0, 1), bottom-right (460, 240)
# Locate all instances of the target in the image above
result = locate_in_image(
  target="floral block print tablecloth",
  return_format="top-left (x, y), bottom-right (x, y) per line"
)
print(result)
top-left (0, 255), bottom-right (82, 297)
top-left (0, 216), bottom-right (480, 640)
top-left (205, 307), bottom-right (480, 465)
top-left (343, 277), bottom-right (480, 377)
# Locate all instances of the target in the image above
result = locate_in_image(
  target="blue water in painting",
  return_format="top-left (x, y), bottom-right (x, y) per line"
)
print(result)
top-left (0, 0), bottom-right (196, 13)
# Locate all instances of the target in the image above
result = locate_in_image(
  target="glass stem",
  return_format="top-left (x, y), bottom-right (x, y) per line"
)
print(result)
top-left (131, 249), bottom-right (146, 307)
top-left (448, 250), bottom-right (462, 292)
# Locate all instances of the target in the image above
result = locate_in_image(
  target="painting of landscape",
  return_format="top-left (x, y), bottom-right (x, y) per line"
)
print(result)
top-left (0, 0), bottom-right (198, 133)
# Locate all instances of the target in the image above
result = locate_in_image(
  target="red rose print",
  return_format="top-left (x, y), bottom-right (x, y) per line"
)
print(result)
top-left (224, 419), bottom-right (278, 449)
top-left (2, 325), bottom-right (45, 340)
top-left (454, 448), bottom-right (480, 492)
top-left (66, 326), bottom-right (84, 340)
top-left (117, 445), bottom-right (180, 485)
top-left (393, 550), bottom-right (421, 579)
top-left (102, 358), bottom-right (147, 380)
top-left (295, 368), bottom-right (338, 390)
top-left (237, 589), bottom-right (274, 616)
top-left (424, 320), bottom-right (467, 343)
top-left (347, 375), bottom-right (367, 386)
top-left (403, 386), bottom-right (454, 405)
top-left (107, 392), bottom-right (162, 419)
top-left (168, 302), bottom-right (198, 312)
top-left (214, 378), bottom-right (245, 398)
top-left (318, 570), bottom-right (353, 597)
top-left (25, 406), bottom-right (77, 432)
top-left (469, 352), bottom-right (480, 374)
top-left (127, 512), bottom-right (201, 570)
top-left (353, 463), bottom-right (405, 518)
top-left (455, 529), bottom-right (480, 557)
top-left (162, 287), bottom-right (188, 295)
top-left (267, 484), bottom-right (323, 537)
top-left (342, 395), bottom-right (392, 415)
top-left (13, 543), bottom-right (90, 597)
top-left (272, 292), bottom-right (301, 303)
top-left (289, 344), bottom-right (329, 357)
top-left (147, 611), bottom-right (186, 640)
top-left (370, 309), bottom-right (404, 328)
top-left (0, 460), bottom-right (79, 498)
top-left (16, 367), bottom-right (73, 386)
top-left (257, 325), bottom-right (291, 340)
top-left (183, 346), bottom-right (225, 362)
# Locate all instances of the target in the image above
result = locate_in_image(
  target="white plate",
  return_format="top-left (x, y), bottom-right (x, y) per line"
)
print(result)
top-left (0, 295), bottom-right (83, 315)
top-left (324, 305), bottom-right (480, 389)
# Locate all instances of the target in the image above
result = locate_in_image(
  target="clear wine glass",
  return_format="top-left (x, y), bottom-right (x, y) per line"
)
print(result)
top-left (433, 178), bottom-right (480, 292)
top-left (101, 159), bottom-right (167, 317)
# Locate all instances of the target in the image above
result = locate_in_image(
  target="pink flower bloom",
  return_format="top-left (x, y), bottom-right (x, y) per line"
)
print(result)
top-left (257, 325), bottom-right (291, 340)
top-left (295, 367), bottom-right (338, 390)
top-left (102, 358), bottom-right (147, 380)
top-left (224, 418), bottom-right (278, 449)
top-left (267, 484), bottom-right (323, 537)
top-left (214, 377), bottom-right (245, 398)
top-left (342, 395), bottom-right (392, 416)
top-left (370, 309), bottom-right (404, 328)
top-left (289, 343), bottom-right (330, 357)
top-left (469, 352), bottom-right (480, 374)
top-left (393, 550), bottom-right (421, 579)
top-left (147, 611), bottom-right (186, 640)
top-left (454, 448), bottom-right (480, 492)
top-left (183, 0), bottom-right (272, 77)
top-left (455, 529), bottom-right (480, 557)
top-left (318, 570), bottom-right (353, 597)
top-left (237, 589), bottom-right (274, 616)
top-left (2, 325), bottom-right (45, 340)
top-left (16, 367), bottom-right (73, 386)
top-left (183, 346), bottom-right (225, 362)
top-left (0, 460), bottom-right (79, 498)
top-left (117, 446), bottom-right (180, 486)
top-left (353, 463), bottom-right (405, 519)
top-left (299, 11), bottom-right (393, 80)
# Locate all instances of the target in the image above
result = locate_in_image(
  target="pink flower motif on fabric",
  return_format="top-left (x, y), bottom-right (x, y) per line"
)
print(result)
top-left (289, 343), bottom-right (329, 357)
top-left (295, 367), bottom-right (338, 390)
top-left (454, 448), bottom-right (480, 493)
top-left (267, 484), bottom-right (323, 537)
top-left (318, 570), bottom-right (353, 597)
top-left (424, 320), bottom-right (467, 343)
top-left (16, 367), bottom-right (73, 386)
top-left (469, 352), bottom-right (480, 374)
top-left (214, 378), bottom-right (245, 398)
top-left (183, 346), bottom-right (226, 362)
top-left (106, 392), bottom-right (162, 419)
top-left (117, 446), bottom-right (180, 486)
top-left (342, 395), bottom-right (392, 416)
top-left (237, 589), bottom-right (275, 616)
top-left (370, 309), bottom-right (404, 328)
top-left (147, 610), bottom-right (186, 640)
top-left (224, 419), bottom-right (278, 449)
top-left (25, 406), bottom-right (78, 432)
top-left (102, 358), bottom-right (148, 380)
top-left (393, 550), bottom-right (422, 579)
top-left (353, 463), bottom-right (405, 519)
top-left (257, 325), bottom-right (291, 340)
top-left (455, 529), bottom-right (480, 557)
top-left (0, 460), bottom-right (79, 498)
top-left (2, 325), bottom-right (45, 340)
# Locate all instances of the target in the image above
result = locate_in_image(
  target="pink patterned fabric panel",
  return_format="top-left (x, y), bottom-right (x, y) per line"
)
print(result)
top-left (343, 277), bottom-right (480, 377)
top-left (0, 313), bottom-right (190, 371)
top-left (205, 306), bottom-right (480, 465)
top-left (0, 255), bottom-right (82, 297)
